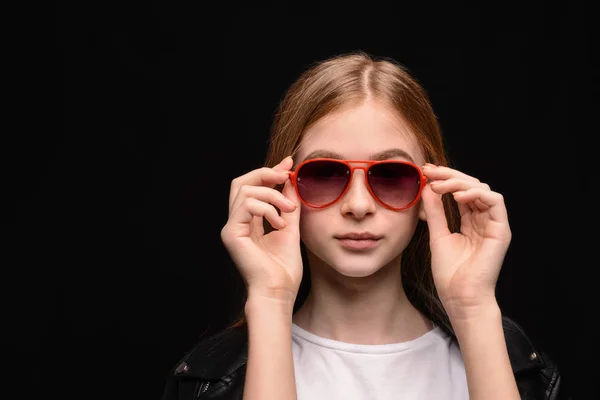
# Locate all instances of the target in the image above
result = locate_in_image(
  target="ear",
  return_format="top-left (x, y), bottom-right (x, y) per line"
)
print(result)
top-left (418, 199), bottom-right (427, 222)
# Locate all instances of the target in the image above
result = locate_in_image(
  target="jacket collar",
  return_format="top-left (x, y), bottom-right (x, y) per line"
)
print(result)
top-left (174, 316), bottom-right (545, 380)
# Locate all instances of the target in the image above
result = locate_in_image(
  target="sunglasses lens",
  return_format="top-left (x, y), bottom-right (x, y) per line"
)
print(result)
top-left (296, 160), bottom-right (350, 206)
top-left (368, 163), bottom-right (421, 208)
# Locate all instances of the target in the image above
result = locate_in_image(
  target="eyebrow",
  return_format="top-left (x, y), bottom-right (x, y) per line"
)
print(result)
top-left (301, 148), bottom-right (416, 164)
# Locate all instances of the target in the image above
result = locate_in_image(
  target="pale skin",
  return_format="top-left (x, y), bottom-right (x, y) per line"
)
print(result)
top-left (221, 101), bottom-right (520, 399)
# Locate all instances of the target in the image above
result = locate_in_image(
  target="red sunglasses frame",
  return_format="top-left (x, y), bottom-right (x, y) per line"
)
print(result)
top-left (289, 158), bottom-right (427, 211)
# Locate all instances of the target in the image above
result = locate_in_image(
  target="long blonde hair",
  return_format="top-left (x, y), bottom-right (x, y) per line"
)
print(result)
top-left (226, 51), bottom-right (461, 340)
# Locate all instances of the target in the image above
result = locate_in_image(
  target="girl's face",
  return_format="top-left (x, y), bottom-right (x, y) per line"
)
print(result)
top-left (295, 101), bottom-right (427, 278)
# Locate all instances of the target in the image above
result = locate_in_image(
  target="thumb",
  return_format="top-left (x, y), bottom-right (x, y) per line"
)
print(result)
top-left (280, 178), bottom-right (301, 234)
top-left (421, 183), bottom-right (450, 242)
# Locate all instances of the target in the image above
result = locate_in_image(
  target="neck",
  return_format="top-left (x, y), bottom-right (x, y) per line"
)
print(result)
top-left (292, 254), bottom-right (434, 345)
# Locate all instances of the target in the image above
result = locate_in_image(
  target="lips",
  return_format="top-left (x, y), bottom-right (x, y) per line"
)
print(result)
top-left (335, 232), bottom-right (382, 240)
top-left (336, 237), bottom-right (381, 251)
top-left (334, 232), bottom-right (382, 251)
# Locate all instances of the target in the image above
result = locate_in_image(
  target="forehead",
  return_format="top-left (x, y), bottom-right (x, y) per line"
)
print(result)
top-left (296, 102), bottom-right (424, 165)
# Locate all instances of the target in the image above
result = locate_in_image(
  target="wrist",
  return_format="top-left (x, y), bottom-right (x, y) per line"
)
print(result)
top-left (245, 290), bottom-right (296, 319)
top-left (442, 293), bottom-right (499, 322)
top-left (448, 300), bottom-right (502, 337)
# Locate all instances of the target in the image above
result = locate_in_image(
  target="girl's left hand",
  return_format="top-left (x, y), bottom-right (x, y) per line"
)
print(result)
top-left (420, 163), bottom-right (512, 321)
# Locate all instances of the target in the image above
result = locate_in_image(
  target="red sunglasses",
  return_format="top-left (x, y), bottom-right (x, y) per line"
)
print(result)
top-left (289, 158), bottom-right (427, 211)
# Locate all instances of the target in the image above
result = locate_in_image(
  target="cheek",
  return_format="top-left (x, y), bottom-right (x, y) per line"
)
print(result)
top-left (380, 209), bottom-right (421, 242)
top-left (299, 208), bottom-right (327, 239)
top-left (299, 209), bottom-right (334, 259)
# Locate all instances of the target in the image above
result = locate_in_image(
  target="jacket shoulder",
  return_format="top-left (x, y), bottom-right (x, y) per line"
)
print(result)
top-left (502, 315), bottom-right (546, 373)
top-left (177, 326), bottom-right (248, 379)
top-left (502, 315), bottom-right (571, 399)
top-left (162, 326), bottom-right (249, 399)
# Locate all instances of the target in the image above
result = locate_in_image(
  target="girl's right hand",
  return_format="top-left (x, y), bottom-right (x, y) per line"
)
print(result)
top-left (220, 156), bottom-right (303, 302)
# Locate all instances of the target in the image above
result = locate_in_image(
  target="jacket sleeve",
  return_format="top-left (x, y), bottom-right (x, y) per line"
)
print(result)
top-left (161, 375), bottom-right (177, 400)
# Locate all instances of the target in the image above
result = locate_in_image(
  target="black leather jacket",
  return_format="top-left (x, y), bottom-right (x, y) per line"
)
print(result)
top-left (162, 316), bottom-right (571, 399)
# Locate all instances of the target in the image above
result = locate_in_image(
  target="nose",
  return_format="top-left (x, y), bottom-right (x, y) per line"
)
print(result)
top-left (339, 169), bottom-right (377, 219)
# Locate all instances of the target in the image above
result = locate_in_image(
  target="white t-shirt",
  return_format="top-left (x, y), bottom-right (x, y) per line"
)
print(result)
top-left (291, 323), bottom-right (469, 400)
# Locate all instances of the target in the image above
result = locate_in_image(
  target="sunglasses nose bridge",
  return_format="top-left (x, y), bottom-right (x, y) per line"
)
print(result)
top-left (346, 165), bottom-right (368, 183)
top-left (346, 161), bottom-right (374, 178)
top-left (345, 166), bottom-right (374, 196)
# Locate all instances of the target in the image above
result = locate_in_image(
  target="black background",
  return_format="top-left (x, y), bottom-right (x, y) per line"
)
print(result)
top-left (10, 2), bottom-right (597, 399)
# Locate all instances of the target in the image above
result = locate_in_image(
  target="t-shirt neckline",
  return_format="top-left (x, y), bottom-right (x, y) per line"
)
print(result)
top-left (291, 323), bottom-right (443, 354)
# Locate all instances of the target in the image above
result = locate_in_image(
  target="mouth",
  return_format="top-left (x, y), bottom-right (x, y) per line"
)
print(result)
top-left (335, 232), bottom-right (382, 241)
top-left (335, 234), bottom-right (382, 250)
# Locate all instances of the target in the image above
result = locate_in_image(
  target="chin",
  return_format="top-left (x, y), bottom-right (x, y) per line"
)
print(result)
top-left (304, 241), bottom-right (400, 279)
top-left (327, 256), bottom-right (387, 278)
top-left (335, 267), bottom-right (381, 278)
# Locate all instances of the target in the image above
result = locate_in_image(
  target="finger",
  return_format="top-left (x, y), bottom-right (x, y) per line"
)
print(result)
top-left (474, 199), bottom-right (488, 210)
top-left (231, 197), bottom-right (287, 231)
top-left (420, 182), bottom-right (451, 242)
top-left (272, 155), bottom-right (293, 172)
top-left (429, 177), bottom-right (490, 195)
top-left (422, 164), bottom-right (481, 183)
top-left (250, 215), bottom-right (264, 240)
top-left (279, 178), bottom-right (301, 236)
top-left (459, 197), bottom-right (490, 212)
top-left (456, 199), bottom-right (472, 218)
top-left (229, 166), bottom-right (290, 213)
top-left (428, 174), bottom-right (489, 214)
top-left (452, 188), bottom-right (508, 221)
top-left (429, 178), bottom-right (490, 217)
top-left (229, 185), bottom-right (297, 218)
